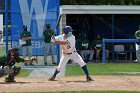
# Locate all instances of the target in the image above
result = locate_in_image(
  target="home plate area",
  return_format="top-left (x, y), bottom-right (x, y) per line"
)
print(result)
top-left (0, 76), bottom-right (140, 92)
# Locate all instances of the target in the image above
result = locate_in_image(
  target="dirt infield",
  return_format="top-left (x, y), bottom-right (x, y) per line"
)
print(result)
top-left (0, 76), bottom-right (140, 92)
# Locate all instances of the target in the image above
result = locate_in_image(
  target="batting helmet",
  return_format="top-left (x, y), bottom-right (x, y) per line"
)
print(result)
top-left (63, 26), bottom-right (73, 34)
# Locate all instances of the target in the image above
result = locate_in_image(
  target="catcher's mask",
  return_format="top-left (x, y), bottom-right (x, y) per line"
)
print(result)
top-left (63, 26), bottom-right (73, 34)
top-left (8, 48), bottom-right (19, 56)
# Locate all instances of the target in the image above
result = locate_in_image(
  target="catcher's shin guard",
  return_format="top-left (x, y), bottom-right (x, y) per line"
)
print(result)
top-left (5, 72), bottom-right (16, 82)
top-left (13, 66), bottom-right (21, 76)
top-left (0, 67), bottom-right (4, 77)
top-left (5, 66), bottom-right (21, 82)
top-left (5, 77), bottom-right (16, 83)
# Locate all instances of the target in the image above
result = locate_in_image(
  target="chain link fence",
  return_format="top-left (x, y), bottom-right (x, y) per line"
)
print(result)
top-left (0, 0), bottom-right (59, 66)
top-left (0, 0), bottom-right (11, 56)
top-left (0, 0), bottom-right (5, 56)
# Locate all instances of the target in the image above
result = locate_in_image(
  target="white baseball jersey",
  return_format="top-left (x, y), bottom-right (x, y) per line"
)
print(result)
top-left (55, 34), bottom-right (86, 71)
top-left (55, 34), bottom-right (76, 54)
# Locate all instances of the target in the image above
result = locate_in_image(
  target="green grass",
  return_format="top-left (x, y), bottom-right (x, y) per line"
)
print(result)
top-left (17, 69), bottom-right (33, 77)
top-left (0, 47), bottom-right (5, 56)
top-left (66, 63), bottom-right (140, 76)
top-left (12, 63), bottom-right (140, 77)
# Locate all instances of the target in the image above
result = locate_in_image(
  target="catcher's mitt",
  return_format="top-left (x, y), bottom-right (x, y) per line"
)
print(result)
top-left (30, 57), bottom-right (38, 63)
top-left (24, 57), bottom-right (38, 64)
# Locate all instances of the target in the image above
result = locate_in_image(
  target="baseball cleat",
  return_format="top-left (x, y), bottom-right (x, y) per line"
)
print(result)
top-left (86, 76), bottom-right (94, 81)
top-left (48, 76), bottom-right (56, 81)
top-left (134, 60), bottom-right (139, 63)
top-left (44, 62), bottom-right (47, 65)
top-left (5, 78), bottom-right (16, 83)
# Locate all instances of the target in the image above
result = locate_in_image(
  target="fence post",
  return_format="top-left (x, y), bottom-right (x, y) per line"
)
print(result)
top-left (102, 38), bottom-right (106, 64)
top-left (5, 0), bottom-right (8, 54)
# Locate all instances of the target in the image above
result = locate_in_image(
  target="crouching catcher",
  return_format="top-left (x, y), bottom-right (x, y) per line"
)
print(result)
top-left (0, 48), bottom-right (37, 82)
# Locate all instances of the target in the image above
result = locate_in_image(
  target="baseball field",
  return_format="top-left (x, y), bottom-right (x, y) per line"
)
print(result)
top-left (0, 63), bottom-right (140, 93)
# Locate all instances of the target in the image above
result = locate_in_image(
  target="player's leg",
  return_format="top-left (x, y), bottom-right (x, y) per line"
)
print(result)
top-left (82, 65), bottom-right (93, 81)
top-left (106, 49), bottom-right (110, 61)
top-left (5, 66), bottom-right (21, 82)
top-left (43, 43), bottom-right (50, 65)
top-left (72, 52), bottom-right (93, 81)
top-left (135, 44), bottom-right (140, 62)
top-left (80, 50), bottom-right (85, 60)
top-left (28, 46), bottom-right (33, 65)
top-left (86, 50), bottom-right (94, 61)
top-left (84, 50), bottom-right (90, 62)
top-left (96, 48), bottom-right (101, 61)
top-left (50, 43), bottom-right (56, 64)
top-left (22, 46), bottom-right (28, 66)
top-left (48, 55), bottom-right (69, 81)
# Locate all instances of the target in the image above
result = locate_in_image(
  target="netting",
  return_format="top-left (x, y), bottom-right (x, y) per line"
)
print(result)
top-left (0, 0), bottom-right (6, 56)
top-left (0, 0), bottom-right (5, 11)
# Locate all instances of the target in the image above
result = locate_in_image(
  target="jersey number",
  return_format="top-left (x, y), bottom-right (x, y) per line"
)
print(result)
top-left (67, 45), bottom-right (71, 49)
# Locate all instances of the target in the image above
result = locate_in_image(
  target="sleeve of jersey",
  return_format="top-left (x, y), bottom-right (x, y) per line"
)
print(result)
top-left (55, 35), bottom-right (62, 41)
top-left (15, 57), bottom-right (25, 63)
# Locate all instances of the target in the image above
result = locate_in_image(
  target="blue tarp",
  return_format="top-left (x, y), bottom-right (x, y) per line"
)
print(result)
top-left (11, 0), bottom-right (59, 55)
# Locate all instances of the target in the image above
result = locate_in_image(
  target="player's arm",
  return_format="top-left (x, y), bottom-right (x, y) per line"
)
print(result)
top-left (15, 57), bottom-right (37, 63)
top-left (26, 32), bottom-right (32, 40)
top-left (14, 56), bottom-right (27, 63)
top-left (55, 40), bottom-right (68, 45)
top-left (51, 35), bottom-right (68, 45)
top-left (26, 36), bottom-right (32, 40)
top-left (135, 31), bottom-right (140, 39)
top-left (20, 33), bottom-right (26, 41)
top-left (15, 57), bottom-right (25, 63)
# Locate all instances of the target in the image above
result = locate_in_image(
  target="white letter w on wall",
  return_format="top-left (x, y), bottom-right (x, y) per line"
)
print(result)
top-left (19, 0), bottom-right (48, 37)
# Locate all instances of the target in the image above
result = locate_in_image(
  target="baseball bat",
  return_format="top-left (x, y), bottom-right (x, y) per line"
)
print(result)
top-left (54, 14), bottom-right (62, 32)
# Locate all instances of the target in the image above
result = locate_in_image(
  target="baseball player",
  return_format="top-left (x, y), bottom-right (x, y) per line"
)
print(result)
top-left (134, 25), bottom-right (140, 63)
top-left (48, 26), bottom-right (93, 81)
top-left (0, 48), bottom-right (37, 82)
top-left (43, 24), bottom-right (56, 65)
top-left (20, 25), bottom-right (33, 66)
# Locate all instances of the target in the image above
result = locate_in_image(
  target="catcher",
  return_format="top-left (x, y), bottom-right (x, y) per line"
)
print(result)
top-left (0, 48), bottom-right (37, 82)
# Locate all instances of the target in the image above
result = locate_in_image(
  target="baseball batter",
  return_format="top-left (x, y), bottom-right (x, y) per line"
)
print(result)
top-left (49, 26), bottom-right (93, 81)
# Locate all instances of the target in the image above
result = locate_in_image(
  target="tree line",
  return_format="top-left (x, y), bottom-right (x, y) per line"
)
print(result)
top-left (60, 0), bottom-right (140, 5)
